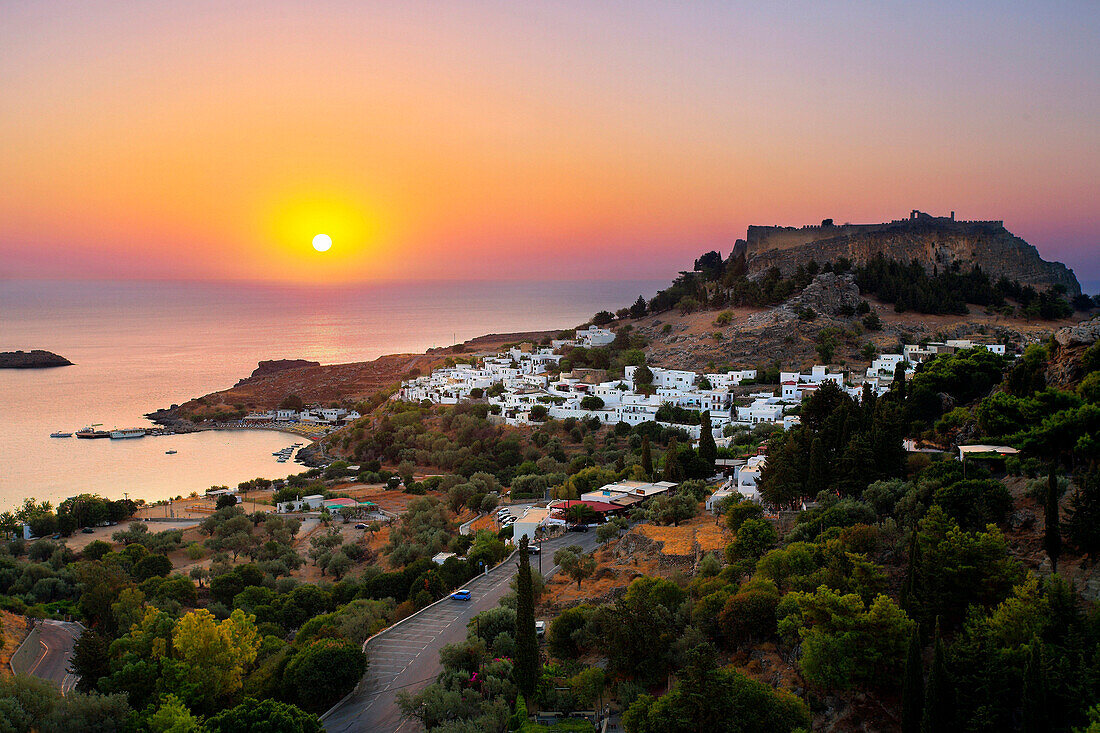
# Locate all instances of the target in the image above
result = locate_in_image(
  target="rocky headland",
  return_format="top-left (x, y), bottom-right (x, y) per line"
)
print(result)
top-left (0, 350), bottom-right (72, 369)
top-left (733, 210), bottom-right (1081, 295)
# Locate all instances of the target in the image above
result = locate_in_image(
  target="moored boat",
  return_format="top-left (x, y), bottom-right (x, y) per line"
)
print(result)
top-left (110, 428), bottom-right (147, 439)
top-left (76, 425), bottom-right (110, 439)
top-left (50, 431), bottom-right (72, 438)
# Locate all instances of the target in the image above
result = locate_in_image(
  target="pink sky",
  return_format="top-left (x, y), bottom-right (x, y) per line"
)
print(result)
top-left (2, 2), bottom-right (1098, 285)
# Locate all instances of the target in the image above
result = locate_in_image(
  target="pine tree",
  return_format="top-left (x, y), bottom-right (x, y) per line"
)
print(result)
top-left (1045, 464), bottom-right (1062, 572)
top-left (513, 536), bottom-right (539, 698)
top-left (641, 434), bottom-right (653, 479)
top-left (1022, 639), bottom-right (1047, 733)
top-left (921, 620), bottom-right (952, 733)
top-left (901, 624), bottom-right (924, 733)
top-left (698, 411), bottom-right (717, 469)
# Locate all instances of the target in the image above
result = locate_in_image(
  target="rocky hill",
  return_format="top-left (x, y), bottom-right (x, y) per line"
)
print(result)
top-left (0, 350), bottom-right (72, 368)
top-left (733, 211), bottom-right (1081, 296)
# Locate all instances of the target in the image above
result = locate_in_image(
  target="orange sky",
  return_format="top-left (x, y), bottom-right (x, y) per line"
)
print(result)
top-left (2, 2), bottom-right (1098, 284)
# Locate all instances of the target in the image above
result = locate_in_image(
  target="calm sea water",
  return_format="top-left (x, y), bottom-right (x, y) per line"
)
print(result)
top-left (0, 279), bottom-right (663, 509)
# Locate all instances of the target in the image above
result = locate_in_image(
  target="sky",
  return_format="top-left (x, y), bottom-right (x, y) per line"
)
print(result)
top-left (1, 1), bottom-right (1098, 286)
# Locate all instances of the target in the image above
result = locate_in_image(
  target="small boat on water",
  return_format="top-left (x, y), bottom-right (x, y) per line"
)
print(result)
top-left (110, 428), bottom-right (147, 439)
top-left (165, 450), bottom-right (177, 454)
top-left (76, 425), bottom-right (110, 439)
top-left (50, 431), bottom-right (72, 438)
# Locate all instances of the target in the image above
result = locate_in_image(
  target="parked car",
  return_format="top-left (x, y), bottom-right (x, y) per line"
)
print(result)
top-left (450, 589), bottom-right (472, 601)
top-left (535, 620), bottom-right (545, 637)
top-left (354, 523), bottom-right (367, 529)
top-left (569, 524), bottom-right (588, 532)
top-left (527, 544), bottom-right (540, 554)
top-left (81, 527), bottom-right (95, 534)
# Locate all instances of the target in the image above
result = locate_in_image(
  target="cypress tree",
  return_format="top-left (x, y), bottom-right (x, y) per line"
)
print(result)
top-left (901, 529), bottom-right (922, 614)
top-left (901, 624), bottom-right (923, 733)
top-left (921, 620), bottom-right (952, 733)
top-left (1045, 464), bottom-right (1061, 572)
top-left (1022, 639), bottom-right (1047, 733)
top-left (641, 434), bottom-right (653, 479)
top-left (514, 536), bottom-right (539, 697)
top-left (662, 437), bottom-right (682, 482)
top-left (807, 437), bottom-right (829, 492)
top-left (698, 411), bottom-right (717, 469)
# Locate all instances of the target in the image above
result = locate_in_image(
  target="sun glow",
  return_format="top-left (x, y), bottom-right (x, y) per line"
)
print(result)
top-left (258, 190), bottom-right (396, 281)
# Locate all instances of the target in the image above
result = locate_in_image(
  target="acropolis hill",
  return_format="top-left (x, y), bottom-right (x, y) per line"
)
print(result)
top-left (732, 210), bottom-right (1082, 296)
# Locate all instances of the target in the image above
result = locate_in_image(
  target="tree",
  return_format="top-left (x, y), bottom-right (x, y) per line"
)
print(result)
top-left (630, 295), bottom-right (648, 319)
top-left (661, 437), bottom-right (684, 482)
top-left (69, 631), bottom-right (111, 693)
top-left (621, 643), bottom-right (810, 733)
top-left (132, 553), bottom-right (173, 581)
top-left (144, 695), bottom-right (200, 732)
top-left (513, 537), bottom-right (539, 698)
top-left (204, 698), bottom-right (322, 733)
top-left (633, 365), bottom-right (654, 392)
top-left (698, 411), bottom-right (717, 469)
top-left (1066, 470), bottom-right (1100, 564)
top-left (641, 434), bottom-right (653, 479)
top-left (1022, 639), bottom-right (1047, 733)
top-left (792, 588), bottom-right (913, 690)
top-left (596, 522), bottom-right (620, 546)
top-left (278, 394), bottom-right (305, 412)
top-left (726, 518), bottom-right (777, 561)
top-left (283, 638), bottom-right (367, 713)
top-left (1045, 466), bottom-right (1062, 572)
top-left (901, 625), bottom-right (924, 733)
top-left (580, 395), bottom-right (605, 410)
top-left (921, 621), bottom-right (952, 733)
top-left (554, 546), bottom-right (596, 589)
top-left (166, 608), bottom-right (261, 713)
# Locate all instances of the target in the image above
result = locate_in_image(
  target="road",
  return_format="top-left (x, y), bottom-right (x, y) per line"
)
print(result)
top-left (25, 620), bottom-right (82, 694)
top-left (323, 530), bottom-right (601, 732)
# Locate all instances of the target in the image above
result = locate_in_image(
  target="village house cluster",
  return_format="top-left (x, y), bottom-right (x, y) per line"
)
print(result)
top-left (398, 333), bottom-right (1007, 442)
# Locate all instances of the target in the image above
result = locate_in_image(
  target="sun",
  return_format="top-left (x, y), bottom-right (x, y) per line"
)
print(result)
top-left (312, 233), bottom-right (332, 252)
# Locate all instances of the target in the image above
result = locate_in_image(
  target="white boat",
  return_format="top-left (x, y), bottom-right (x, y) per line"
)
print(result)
top-left (50, 431), bottom-right (72, 438)
top-left (110, 428), bottom-right (146, 439)
top-left (165, 450), bottom-right (177, 454)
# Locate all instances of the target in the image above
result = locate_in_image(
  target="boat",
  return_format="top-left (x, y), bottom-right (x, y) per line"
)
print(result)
top-left (76, 425), bottom-right (110, 439)
top-left (110, 428), bottom-right (146, 439)
top-left (165, 450), bottom-right (177, 455)
top-left (50, 431), bottom-right (72, 438)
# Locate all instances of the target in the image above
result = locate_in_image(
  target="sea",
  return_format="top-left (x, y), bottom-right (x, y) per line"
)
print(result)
top-left (0, 278), bottom-right (664, 510)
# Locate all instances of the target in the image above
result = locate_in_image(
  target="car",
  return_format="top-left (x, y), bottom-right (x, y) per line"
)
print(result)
top-left (81, 527), bottom-right (95, 534)
top-left (527, 544), bottom-right (540, 554)
top-left (354, 523), bottom-right (367, 529)
top-left (569, 524), bottom-right (589, 532)
top-left (503, 516), bottom-right (517, 525)
top-left (535, 620), bottom-right (545, 637)
top-left (51, 534), bottom-right (61, 540)
top-left (450, 589), bottom-right (472, 601)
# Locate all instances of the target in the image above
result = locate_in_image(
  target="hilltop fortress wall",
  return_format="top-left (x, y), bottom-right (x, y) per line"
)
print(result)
top-left (731, 211), bottom-right (1080, 296)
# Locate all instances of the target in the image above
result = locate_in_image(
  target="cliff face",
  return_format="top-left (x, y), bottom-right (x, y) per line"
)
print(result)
top-left (0, 350), bottom-right (72, 368)
top-left (733, 213), bottom-right (1081, 296)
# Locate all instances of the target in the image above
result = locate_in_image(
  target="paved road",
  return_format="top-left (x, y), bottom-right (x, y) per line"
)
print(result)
top-left (323, 531), bottom-right (601, 732)
top-left (25, 620), bottom-right (82, 694)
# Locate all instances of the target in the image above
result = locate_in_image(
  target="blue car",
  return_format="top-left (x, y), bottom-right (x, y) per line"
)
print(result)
top-left (450, 589), bottom-right (472, 601)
